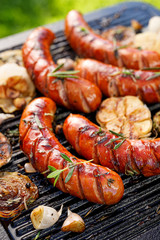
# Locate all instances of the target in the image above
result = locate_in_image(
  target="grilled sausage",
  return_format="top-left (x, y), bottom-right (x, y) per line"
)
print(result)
top-left (63, 114), bottom-right (160, 177)
top-left (22, 27), bottom-right (102, 113)
top-left (75, 58), bottom-right (160, 104)
top-left (65, 10), bottom-right (160, 70)
top-left (19, 97), bottom-right (124, 205)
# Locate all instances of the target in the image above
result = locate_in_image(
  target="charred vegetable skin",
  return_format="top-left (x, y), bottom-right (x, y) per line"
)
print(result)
top-left (19, 97), bottom-right (124, 205)
top-left (0, 172), bottom-right (38, 219)
top-left (65, 10), bottom-right (160, 69)
top-left (75, 58), bottom-right (160, 104)
top-left (63, 114), bottom-right (160, 177)
top-left (22, 27), bottom-right (102, 113)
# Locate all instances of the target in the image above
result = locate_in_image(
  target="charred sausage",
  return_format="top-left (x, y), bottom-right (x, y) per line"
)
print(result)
top-left (19, 97), bottom-right (124, 205)
top-left (75, 58), bottom-right (160, 104)
top-left (63, 114), bottom-right (160, 177)
top-left (65, 10), bottom-right (160, 70)
top-left (22, 27), bottom-right (102, 113)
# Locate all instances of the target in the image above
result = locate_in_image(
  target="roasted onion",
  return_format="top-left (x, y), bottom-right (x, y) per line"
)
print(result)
top-left (0, 172), bottom-right (38, 219)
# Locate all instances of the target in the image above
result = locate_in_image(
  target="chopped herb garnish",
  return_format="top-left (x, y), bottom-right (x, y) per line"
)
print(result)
top-left (107, 178), bottom-right (115, 187)
top-left (125, 165), bottom-right (139, 176)
top-left (146, 72), bottom-right (160, 81)
top-left (142, 67), bottom-right (160, 71)
top-left (48, 63), bottom-right (79, 79)
top-left (47, 153), bottom-right (92, 186)
top-left (91, 127), bottom-right (106, 137)
top-left (78, 26), bottom-right (89, 35)
top-left (105, 130), bottom-right (126, 149)
top-left (33, 231), bottom-right (40, 240)
top-left (122, 69), bottom-right (137, 82)
top-left (6, 129), bottom-right (19, 137)
top-left (52, 63), bottom-right (64, 73)
top-left (48, 67), bottom-right (79, 79)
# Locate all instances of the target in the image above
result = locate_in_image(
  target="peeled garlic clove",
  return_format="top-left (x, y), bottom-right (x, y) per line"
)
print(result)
top-left (24, 163), bottom-right (37, 173)
top-left (31, 205), bottom-right (63, 230)
top-left (61, 208), bottom-right (85, 233)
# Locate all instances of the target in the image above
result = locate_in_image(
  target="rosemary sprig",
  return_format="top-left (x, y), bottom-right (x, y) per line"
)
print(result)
top-left (91, 127), bottom-right (106, 137)
top-left (142, 67), bottom-right (160, 71)
top-left (107, 178), bottom-right (115, 187)
top-left (49, 67), bottom-right (79, 79)
top-left (121, 69), bottom-right (138, 82)
top-left (146, 72), bottom-right (160, 81)
top-left (105, 130), bottom-right (126, 149)
top-left (47, 153), bottom-right (92, 186)
top-left (33, 231), bottom-right (40, 240)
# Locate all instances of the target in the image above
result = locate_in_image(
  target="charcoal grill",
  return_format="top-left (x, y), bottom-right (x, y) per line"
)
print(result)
top-left (1, 2), bottom-right (160, 240)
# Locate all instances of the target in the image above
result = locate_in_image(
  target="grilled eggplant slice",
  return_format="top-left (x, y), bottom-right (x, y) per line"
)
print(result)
top-left (0, 172), bottom-right (38, 219)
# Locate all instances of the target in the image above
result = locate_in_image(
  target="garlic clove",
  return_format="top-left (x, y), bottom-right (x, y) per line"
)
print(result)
top-left (61, 208), bottom-right (85, 233)
top-left (31, 205), bottom-right (63, 230)
top-left (24, 163), bottom-right (37, 173)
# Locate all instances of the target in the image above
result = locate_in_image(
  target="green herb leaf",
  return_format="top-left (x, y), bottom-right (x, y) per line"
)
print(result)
top-left (65, 167), bottom-right (74, 183)
top-left (48, 165), bottom-right (57, 172)
top-left (107, 178), bottom-right (115, 187)
top-left (60, 153), bottom-right (73, 163)
top-left (146, 72), bottom-right (160, 81)
top-left (114, 138), bottom-right (126, 149)
top-left (33, 231), bottom-right (40, 240)
top-left (52, 63), bottom-right (64, 73)
top-left (47, 169), bottom-right (63, 179)
top-left (104, 137), bottom-right (123, 146)
top-left (142, 67), bottom-right (160, 71)
top-left (109, 130), bottom-right (124, 137)
top-left (53, 175), bottom-right (60, 187)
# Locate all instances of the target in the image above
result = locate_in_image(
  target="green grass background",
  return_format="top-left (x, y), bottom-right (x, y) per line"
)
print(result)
top-left (0, 0), bottom-right (160, 38)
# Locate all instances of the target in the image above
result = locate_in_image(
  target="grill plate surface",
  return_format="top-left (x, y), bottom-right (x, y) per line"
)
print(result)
top-left (0, 2), bottom-right (160, 240)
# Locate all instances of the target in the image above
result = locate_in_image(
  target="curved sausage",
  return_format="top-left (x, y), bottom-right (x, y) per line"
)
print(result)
top-left (22, 27), bottom-right (102, 113)
top-left (65, 10), bottom-right (160, 70)
top-left (75, 58), bottom-right (160, 104)
top-left (19, 97), bottom-right (124, 205)
top-left (63, 114), bottom-right (160, 177)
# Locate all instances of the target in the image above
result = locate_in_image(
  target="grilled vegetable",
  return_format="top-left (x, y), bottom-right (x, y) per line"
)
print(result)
top-left (0, 172), bottom-right (38, 219)
top-left (153, 111), bottom-right (160, 135)
top-left (101, 25), bottom-right (135, 46)
top-left (0, 49), bottom-right (23, 66)
top-left (0, 63), bottom-right (35, 113)
top-left (0, 132), bottom-right (12, 168)
top-left (61, 208), bottom-right (85, 233)
top-left (96, 96), bottom-right (152, 139)
top-left (31, 205), bottom-right (63, 230)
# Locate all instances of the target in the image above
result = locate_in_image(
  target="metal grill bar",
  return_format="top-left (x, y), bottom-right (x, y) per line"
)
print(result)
top-left (1, 2), bottom-right (160, 240)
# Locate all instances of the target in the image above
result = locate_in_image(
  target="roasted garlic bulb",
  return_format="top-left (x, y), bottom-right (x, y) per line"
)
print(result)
top-left (0, 49), bottom-right (23, 66)
top-left (96, 96), bottom-right (152, 139)
top-left (0, 172), bottom-right (38, 219)
top-left (0, 62), bottom-right (35, 113)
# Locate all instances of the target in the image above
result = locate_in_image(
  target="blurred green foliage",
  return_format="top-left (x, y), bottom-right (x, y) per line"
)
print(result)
top-left (0, 0), bottom-right (159, 38)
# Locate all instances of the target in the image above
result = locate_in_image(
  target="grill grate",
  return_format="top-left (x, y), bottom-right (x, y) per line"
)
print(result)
top-left (1, 2), bottom-right (160, 240)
